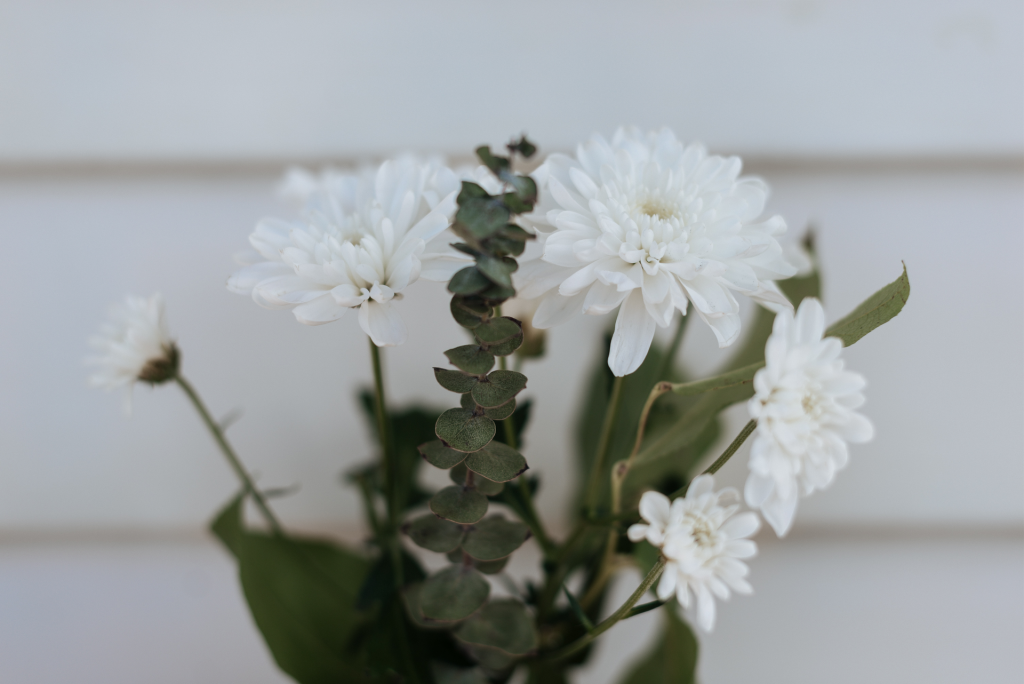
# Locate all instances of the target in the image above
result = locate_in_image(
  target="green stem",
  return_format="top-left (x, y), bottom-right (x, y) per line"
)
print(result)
top-left (655, 312), bottom-right (689, 381)
top-left (670, 419), bottom-right (757, 499)
top-left (175, 375), bottom-right (282, 535)
top-left (584, 374), bottom-right (625, 514)
top-left (369, 340), bottom-right (397, 523)
top-left (542, 557), bottom-right (667, 663)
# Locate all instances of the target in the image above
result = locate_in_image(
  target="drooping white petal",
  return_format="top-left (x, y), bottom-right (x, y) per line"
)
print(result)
top-left (608, 289), bottom-right (657, 376)
top-left (358, 300), bottom-right (407, 347)
top-left (292, 294), bottom-right (348, 325)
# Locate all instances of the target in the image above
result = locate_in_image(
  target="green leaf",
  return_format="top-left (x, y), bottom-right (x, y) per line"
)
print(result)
top-left (404, 514), bottom-right (465, 553)
top-left (430, 486), bottom-right (489, 524)
top-left (444, 548), bottom-right (509, 574)
top-left (507, 137), bottom-right (537, 159)
top-left (433, 663), bottom-right (490, 684)
top-left (562, 585), bottom-right (595, 632)
top-left (461, 515), bottom-right (531, 561)
top-left (420, 564), bottom-right (491, 622)
top-left (210, 493), bottom-right (371, 684)
top-left (465, 441), bottom-right (528, 483)
top-left (471, 370), bottom-right (527, 408)
top-left (458, 198), bottom-right (510, 238)
top-left (506, 175), bottom-right (538, 205)
top-left (475, 145), bottom-right (511, 175)
top-left (619, 609), bottom-right (698, 684)
top-left (474, 317), bottom-right (522, 344)
top-left (476, 254), bottom-right (518, 288)
top-left (455, 599), bottom-right (538, 656)
top-left (448, 266), bottom-right (492, 295)
top-left (492, 399), bottom-right (532, 447)
top-left (478, 282), bottom-right (517, 301)
top-left (435, 368), bottom-right (479, 394)
top-left (436, 408), bottom-right (496, 452)
top-left (457, 181), bottom-right (489, 201)
top-left (450, 298), bottom-right (484, 329)
top-left (486, 329), bottom-right (524, 356)
top-left (419, 440), bottom-right (469, 469)
top-left (450, 463), bottom-right (504, 496)
top-left (825, 263), bottom-right (910, 346)
top-left (483, 398), bottom-right (516, 420)
top-left (455, 295), bottom-right (493, 316)
top-left (445, 345), bottom-right (495, 375)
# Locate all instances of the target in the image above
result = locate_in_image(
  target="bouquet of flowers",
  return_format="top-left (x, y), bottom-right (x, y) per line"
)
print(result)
top-left (89, 128), bottom-right (909, 683)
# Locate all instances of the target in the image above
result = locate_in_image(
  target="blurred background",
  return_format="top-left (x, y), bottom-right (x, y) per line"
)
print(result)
top-left (0, 1), bottom-right (1021, 682)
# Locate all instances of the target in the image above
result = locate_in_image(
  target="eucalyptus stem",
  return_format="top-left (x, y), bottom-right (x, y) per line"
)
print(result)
top-left (542, 557), bottom-right (667, 663)
top-left (175, 375), bottom-right (282, 535)
top-left (584, 374), bottom-right (625, 514)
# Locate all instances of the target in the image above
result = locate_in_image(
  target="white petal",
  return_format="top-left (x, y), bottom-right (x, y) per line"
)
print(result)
top-left (532, 291), bottom-right (586, 329)
top-left (794, 297), bottom-right (825, 344)
top-left (744, 470), bottom-right (775, 508)
top-left (761, 489), bottom-right (799, 537)
top-left (686, 474), bottom-right (715, 499)
top-left (695, 584), bottom-right (717, 632)
top-left (719, 511), bottom-right (761, 540)
top-left (638, 491), bottom-right (672, 528)
top-left (627, 523), bottom-right (650, 543)
top-left (695, 308), bottom-right (742, 348)
top-left (608, 289), bottom-right (657, 376)
top-left (358, 300), bottom-right (407, 347)
top-left (291, 294), bottom-right (347, 325)
top-left (227, 262), bottom-right (293, 295)
top-left (657, 566), bottom-right (678, 601)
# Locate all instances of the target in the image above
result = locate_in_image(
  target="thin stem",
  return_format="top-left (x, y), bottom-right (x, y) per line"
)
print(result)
top-left (542, 557), bottom-right (667, 663)
top-left (369, 340), bottom-right (396, 522)
top-left (655, 312), bottom-right (689, 381)
top-left (175, 375), bottom-right (282, 535)
top-left (670, 419), bottom-right (757, 499)
top-left (584, 375), bottom-right (625, 513)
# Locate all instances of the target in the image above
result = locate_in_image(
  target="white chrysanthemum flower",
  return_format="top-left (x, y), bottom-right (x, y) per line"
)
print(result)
top-left (228, 157), bottom-right (460, 346)
top-left (88, 294), bottom-right (178, 403)
top-left (628, 476), bottom-right (760, 632)
top-left (745, 297), bottom-right (874, 537)
top-left (516, 126), bottom-right (797, 376)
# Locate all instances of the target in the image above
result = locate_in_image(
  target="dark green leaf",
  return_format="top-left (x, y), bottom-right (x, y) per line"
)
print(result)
top-left (472, 556), bottom-right (509, 575)
top-left (404, 514), bottom-right (465, 553)
top-left (460, 393), bottom-right (477, 410)
top-left (450, 298), bottom-right (484, 329)
top-left (419, 440), bottom-right (468, 469)
top-left (457, 181), bottom-right (489, 201)
top-left (486, 330), bottom-right (524, 356)
top-left (445, 346), bottom-right (495, 375)
top-left (455, 599), bottom-right (537, 656)
top-left (507, 137), bottom-right (537, 159)
top-left (435, 368), bottom-right (478, 394)
top-left (474, 317), bottom-right (521, 344)
top-left (458, 198), bottom-right (510, 238)
top-left (476, 255), bottom-right (517, 288)
top-left (449, 266), bottom-right (491, 295)
top-left (430, 486), bottom-right (489, 524)
top-left (455, 295), bottom-right (492, 316)
top-left (436, 408), bottom-right (496, 453)
top-left (210, 493), bottom-right (371, 683)
top-left (450, 463), bottom-right (504, 496)
top-left (488, 234), bottom-right (527, 257)
top-left (506, 175), bottom-right (538, 205)
top-left (478, 282), bottom-right (517, 301)
top-left (484, 398), bottom-right (516, 420)
top-left (462, 516), bottom-right (531, 561)
top-left (402, 584), bottom-right (447, 630)
top-left (825, 263), bottom-right (910, 346)
top-left (493, 399), bottom-right (532, 447)
top-left (563, 585), bottom-right (595, 632)
top-left (433, 663), bottom-right (490, 684)
top-left (501, 193), bottom-right (533, 214)
top-left (471, 370), bottom-right (527, 408)
top-left (475, 145), bottom-right (511, 175)
top-left (420, 565), bottom-right (490, 622)
top-left (465, 441), bottom-right (528, 483)
top-left (619, 609), bottom-right (698, 684)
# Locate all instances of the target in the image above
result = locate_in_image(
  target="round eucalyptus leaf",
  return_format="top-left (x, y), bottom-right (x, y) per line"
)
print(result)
top-left (483, 398), bottom-right (515, 420)
top-left (434, 368), bottom-right (478, 394)
top-left (473, 556), bottom-right (510, 575)
top-left (429, 486), bottom-right (488, 524)
top-left (448, 266), bottom-right (490, 295)
top-left (460, 393), bottom-right (477, 410)
top-left (486, 331), bottom-right (523, 357)
top-left (449, 463), bottom-right (504, 497)
top-left (462, 516), bottom-right (531, 561)
top-left (476, 254), bottom-right (516, 288)
top-left (448, 462), bottom-right (469, 485)
top-left (402, 584), bottom-right (447, 630)
top-left (436, 409), bottom-right (495, 453)
top-left (455, 599), bottom-right (538, 656)
top-left (463, 645), bottom-right (517, 671)
top-left (455, 295), bottom-right (492, 316)
top-left (450, 298), bottom-right (483, 329)
top-left (432, 664), bottom-right (490, 684)
top-left (471, 370), bottom-right (527, 408)
top-left (419, 440), bottom-right (468, 469)
top-left (445, 346), bottom-right (495, 375)
top-left (404, 514), bottom-right (465, 554)
top-left (465, 442), bottom-right (528, 483)
top-left (474, 317), bottom-right (521, 344)
top-left (420, 565), bottom-right (490, 622)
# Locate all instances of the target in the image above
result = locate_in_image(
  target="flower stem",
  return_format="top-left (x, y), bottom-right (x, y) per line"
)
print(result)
top-left (670, 419), bottom-right (757, 499)
top-left (541, 557), bottom-right (667, 663)
top-left (655, 312), bottom-right (689, 381)
top-left (584, 374), bottom-right (625, 514)
top-left (174, 375), bottom-right (282, 535)
top-left (369, 340), bottom-right (397, 523)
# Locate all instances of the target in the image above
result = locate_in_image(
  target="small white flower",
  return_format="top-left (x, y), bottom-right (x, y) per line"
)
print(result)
top-left (228, 157), bottom-right (461, 346)
top-left (88, 294), bottom-right (178, 405)
top-left (745, 297), bottom-right (874, 537)
top-left (515, 126), bottom-right (797, 376)
top-left (629, 476), bottom-right (760, 632)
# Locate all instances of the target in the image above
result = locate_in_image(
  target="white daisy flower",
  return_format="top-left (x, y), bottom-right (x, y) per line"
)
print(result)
top-left (515, 126), bottom-right (797, 376)
top-left (746, 297), bottom-right (874, 537)
top-left (629, 476), bottom-right (760, 632)
top-left (88, 294), bottom-right (178, 405)
top-left (228, 157), bottom-right (461, 347)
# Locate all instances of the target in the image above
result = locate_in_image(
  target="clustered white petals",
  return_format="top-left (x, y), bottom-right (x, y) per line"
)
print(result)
top-left (88, 293), bottom-right (177, 397)
top-left (516, 127), bottom-right (797, 376)
top-left (628, 475), bottom-right (760, 632)
top-left (745, 297), bottom-right (874, 537)
top-left (228, 157), bottom-right (461, 346)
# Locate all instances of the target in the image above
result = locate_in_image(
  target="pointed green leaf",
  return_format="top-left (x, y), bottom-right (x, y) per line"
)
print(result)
top-left (419, 440), bottom-right (468, 469)
top-left (483, 398), bottom-right (516, 420)
top-left (436, 408), bottom-right (496, 453)
top-left (825, 263), bottom-right (910, 346)
top-left (420, 565), bottom-right (490, 622)
top-left (461, 516), bottom-right (531, 561)
top-left (455, 599), bottom-right (537, 656)
top-left (465, 441), bottom-right (528, 483)
top-left (445, 345), bottom-right (495, 375)
top-left (619, 609), bottom-right (698, 684)
top-left (434, 368), bottom-right (478, 394)
top-left (563, 584), bottom-right (595, 632)
top-left (430, 486), bottom-right (488, 524)
top-left (404, 514), bottom-right (465, 553)
top-left (471, 370), bottom-right (527, 408)
top-left (474, 317), bottom-right (521, 344)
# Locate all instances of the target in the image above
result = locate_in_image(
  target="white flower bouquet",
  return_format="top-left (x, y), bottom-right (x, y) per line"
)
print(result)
top-left (89, 129), bottom-right (909, 683)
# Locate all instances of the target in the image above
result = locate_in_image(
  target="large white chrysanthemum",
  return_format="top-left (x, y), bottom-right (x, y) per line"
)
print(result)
top-left (516, 127), bottom-right (797, 376)
top-left (746, 297), bottom-right (874, 536)
top-left (88, 294), bottom-right (177, 401)
top-left (628, 476), bottom-right (760, 632)
top-left (228, 157), bottom-right (460, 346)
